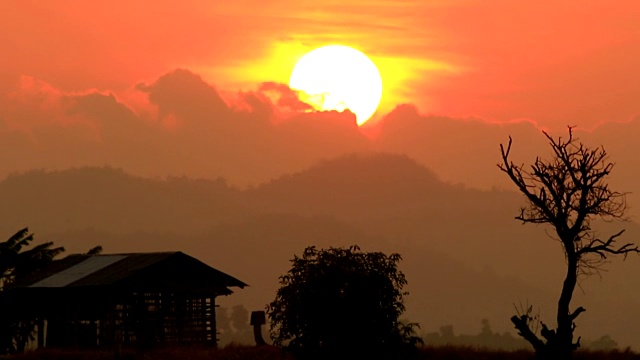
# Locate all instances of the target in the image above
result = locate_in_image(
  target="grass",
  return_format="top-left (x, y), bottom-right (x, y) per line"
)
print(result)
top-left (419, 345), bottom-right (640, 359)
top-left (4, 344), bottom-right (640, 360)
top-left (5, 344), bottom-right (291, 360)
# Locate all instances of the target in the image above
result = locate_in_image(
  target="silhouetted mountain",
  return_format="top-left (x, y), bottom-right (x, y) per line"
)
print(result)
top-left (245, 154), bottom-right (544, 276)
top-left (0, 167), bottom-right (241, 234)
top-left (1, 154), bottom-right (639, 348)
top-left (248, 153), bottom-right (443, 213)
top-left (247, 153), bottom-right (511, 219)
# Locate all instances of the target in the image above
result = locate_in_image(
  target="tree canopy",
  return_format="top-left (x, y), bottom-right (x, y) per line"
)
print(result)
top-left (0, 228), bottom-right (65, 354)
top-left (0, 228), bottom-right (65, 290)
top-left (267, 245), bottom-right (421, 360)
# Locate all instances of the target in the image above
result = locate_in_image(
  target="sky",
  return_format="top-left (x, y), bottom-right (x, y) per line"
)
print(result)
top-left (1, 1), bottom-right (640, 197)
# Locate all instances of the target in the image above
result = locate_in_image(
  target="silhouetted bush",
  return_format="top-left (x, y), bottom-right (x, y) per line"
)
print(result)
top-left (267, 245), bottom-right (421, 360)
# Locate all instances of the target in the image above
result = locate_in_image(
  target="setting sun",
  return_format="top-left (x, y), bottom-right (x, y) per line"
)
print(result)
top-left (289, 45), bottom-right (383, 126)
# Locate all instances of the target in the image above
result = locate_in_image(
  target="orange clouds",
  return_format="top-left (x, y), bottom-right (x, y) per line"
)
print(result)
top-left (0, 70), bottom-right (367, 185)
top-left (2, 68), bottom-right (640, 212)
top-left (1, 0), bottom-right (640, 197)
top-left (3, 1), bottom-right (639, 128)
top-left (258, 82), bottom-right (313, 113)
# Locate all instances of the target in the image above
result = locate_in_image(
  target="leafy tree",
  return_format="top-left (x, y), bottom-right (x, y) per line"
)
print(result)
top-left (215, 305), bottom-right (254, 345)
top-left (216, 307), bottom-right (233, 344)
top-left (585, 334), bottom-right (618, 351)
top-left (0, 228), bottom-right (65, 290)
top-left (498, 128), bottom-right (639, 359)
top-left (230, 305), bottom-right (249, 335)
top-left (230, 305), bottom-right (253, 344)
top-left (0, 228), bottom-right (65, 354)
top-left (267, 245), bottom-right (421, 360)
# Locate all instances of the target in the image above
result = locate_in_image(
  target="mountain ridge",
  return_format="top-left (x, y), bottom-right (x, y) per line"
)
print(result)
top-left (1, 153), bottom-right (639, 348)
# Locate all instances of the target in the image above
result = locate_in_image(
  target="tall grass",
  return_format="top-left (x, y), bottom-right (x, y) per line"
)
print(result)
top-left (420, 345), bottom-right (640, 360)
top-left (6, 344), bottom-right (291, 360)
top-left (5, 344), bottom-right (639, 360)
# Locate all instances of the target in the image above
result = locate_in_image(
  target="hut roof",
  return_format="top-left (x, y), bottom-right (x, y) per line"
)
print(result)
top-left (12, 251), bottom-right (247, 294)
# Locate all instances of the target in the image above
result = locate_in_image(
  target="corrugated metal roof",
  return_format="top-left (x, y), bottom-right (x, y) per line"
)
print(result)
top-left (14, 251), bottom-right (247, 292)
top-left (67, 252), bottom-right (177, 287)
top-left (30, 255), bottom-right (128, 287)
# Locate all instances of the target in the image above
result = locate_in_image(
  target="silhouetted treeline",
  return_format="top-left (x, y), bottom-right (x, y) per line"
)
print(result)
top-left (422, 319), bottom-right (619, 351)
top-left (216, 305), bottom-right (254, 345)
top-left (422, 319), bottom-right (528, 350)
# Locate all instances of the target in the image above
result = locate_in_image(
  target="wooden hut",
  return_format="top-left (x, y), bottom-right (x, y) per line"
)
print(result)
top-left (4, 251), bottom-right (247, 349)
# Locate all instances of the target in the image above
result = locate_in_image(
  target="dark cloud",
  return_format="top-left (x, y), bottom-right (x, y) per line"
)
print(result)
top-left (65, 92), bottom-right (137, 124)
top-left (137, 69), bottom-right (231, 127)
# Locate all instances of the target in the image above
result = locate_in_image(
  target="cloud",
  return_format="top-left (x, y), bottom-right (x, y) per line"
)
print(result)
top-left (1, 68), bottom-right (639, 207)
top-left (3, 1), bottom-right (639, 130)
top-left (258, 82), bottom-right (314, 113)
top-left (64, 92), bottom-right (141, 140)
top-left (137, 69), bottom-right (231, 127)
top-left (0, 70), bottom-right (370, 186)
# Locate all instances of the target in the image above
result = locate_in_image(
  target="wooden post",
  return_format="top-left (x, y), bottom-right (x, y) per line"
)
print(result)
top-left (209, 297), bottom-right (217, 347)
top-left (37, 318), bottom-right (46, 349)
top-left (250, 311), bottom-right (266, 346)
top-left (71, 310), bottom-right (78, 348)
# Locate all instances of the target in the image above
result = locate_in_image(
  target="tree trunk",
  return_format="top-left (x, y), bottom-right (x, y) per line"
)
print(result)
top-left (554, 251), bottom-right (578, 360)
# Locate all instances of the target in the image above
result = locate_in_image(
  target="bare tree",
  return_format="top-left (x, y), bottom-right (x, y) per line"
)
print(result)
top-left (498, 127), bottom-right (639, 359)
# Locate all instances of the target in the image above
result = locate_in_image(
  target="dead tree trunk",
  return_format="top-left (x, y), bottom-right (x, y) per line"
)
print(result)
top-left (500, 128), bottom-right (639, 360)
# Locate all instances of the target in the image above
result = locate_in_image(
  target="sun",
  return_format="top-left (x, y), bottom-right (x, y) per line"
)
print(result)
top-left (289, 45), bottom-right (383, 126)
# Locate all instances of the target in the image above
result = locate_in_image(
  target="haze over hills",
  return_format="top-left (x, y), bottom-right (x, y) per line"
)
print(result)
top-left (0, 167), bottom-right (240, 234)
top-left (3, 66), bottom-right (640, 226)
top-left (1, 153), bottom-right (639, 348)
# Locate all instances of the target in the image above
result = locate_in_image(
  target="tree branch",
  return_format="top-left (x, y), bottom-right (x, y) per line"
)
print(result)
top-left (577, 230), bottom-right (640, 259)
top-left (510, 315), bottom-right (545, 353)
top-left (500, 128), bottom-right (636, 357)
top-left (498, 138), bottom-right (558, 224)
top-left (569, 307), bottom-right (586, 321)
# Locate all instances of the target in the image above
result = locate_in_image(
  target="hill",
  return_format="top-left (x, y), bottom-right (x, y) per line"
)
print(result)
top-left (1, 153), bottom-right (639, 348)
top-left (0, 167), bottom-right (240, 234)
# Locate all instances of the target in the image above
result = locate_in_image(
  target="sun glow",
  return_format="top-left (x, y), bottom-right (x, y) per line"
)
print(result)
top-left (289, 45), bottom-right (383, 126)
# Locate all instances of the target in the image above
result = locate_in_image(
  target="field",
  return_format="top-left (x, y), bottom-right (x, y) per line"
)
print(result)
top-left (5, 345), bottom-right (640, 360)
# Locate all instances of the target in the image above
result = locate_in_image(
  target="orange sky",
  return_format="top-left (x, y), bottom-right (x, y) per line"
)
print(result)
top-left (1, 1), bottom-right (640, 200)
top-left (3, 1), bottom-right (639, 125)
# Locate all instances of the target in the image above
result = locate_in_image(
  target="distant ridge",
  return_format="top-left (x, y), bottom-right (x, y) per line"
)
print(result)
top-left (258, 153), bottom-right (442, 187)
top-left (248, 153), bottom-right (428, 218)
top-left (0, 166), bottom-right (239, 234)
top-left (1, 154), bottom-right (639, 348)
top-left (0, 154), bottom-right (520, 233)
top-left (247, 152), bottom-right (518, 220)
